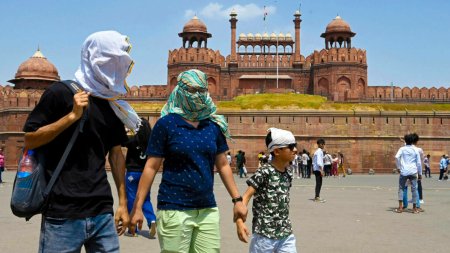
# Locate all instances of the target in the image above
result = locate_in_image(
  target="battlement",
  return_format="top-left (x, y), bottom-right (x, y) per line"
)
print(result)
top-left (367, 86), bottom-right (450, 101)
top-left (168, 48), bottom-right (225, 67)
top-left (0, 86), bottom-right (44, 109)
top-left (309, 48), bottom-right (367, 65)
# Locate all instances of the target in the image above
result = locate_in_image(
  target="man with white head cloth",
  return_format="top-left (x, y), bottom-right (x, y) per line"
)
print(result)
top-left (23, 31), bottom-right (139, 252)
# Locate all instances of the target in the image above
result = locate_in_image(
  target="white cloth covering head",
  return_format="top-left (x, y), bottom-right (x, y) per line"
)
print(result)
top-left (267, 127), bottom-right (296, 152)
top-left (74, 30), bottom-right (141, 132)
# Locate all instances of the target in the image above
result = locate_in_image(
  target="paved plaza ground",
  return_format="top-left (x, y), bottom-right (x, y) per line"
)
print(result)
top-left (1, 171), bottom-right (449, 253)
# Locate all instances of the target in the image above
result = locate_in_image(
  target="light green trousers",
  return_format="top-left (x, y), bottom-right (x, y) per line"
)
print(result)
top-left (157, 207), bottom-right (221, 253)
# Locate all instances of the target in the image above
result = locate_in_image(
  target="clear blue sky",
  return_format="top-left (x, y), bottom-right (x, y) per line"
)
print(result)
top-left (1, 0), bottom-right (449, 88)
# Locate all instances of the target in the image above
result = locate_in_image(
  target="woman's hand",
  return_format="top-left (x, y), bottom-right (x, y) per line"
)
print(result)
top-left (128, 207), bottom-right (144, 236)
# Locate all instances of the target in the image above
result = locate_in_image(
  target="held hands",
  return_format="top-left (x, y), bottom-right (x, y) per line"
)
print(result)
top-left (129, 207), bottom-right (144, 236)
top-left (114, 204), bottom-right (130, 236)
top-left (233, 201), bottom-right (248, 223)
top-left (236, 218), bottom-right (250, 243)
top-left (71, 91), bottom-right (90, 120)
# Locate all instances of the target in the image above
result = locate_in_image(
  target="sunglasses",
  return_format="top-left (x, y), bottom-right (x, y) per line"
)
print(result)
top-left (282, 143), bottom-right (297, 151)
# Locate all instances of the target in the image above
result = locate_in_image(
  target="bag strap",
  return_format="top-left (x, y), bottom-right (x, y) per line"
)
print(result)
top-left (42, 80), bottom-right (89, 198)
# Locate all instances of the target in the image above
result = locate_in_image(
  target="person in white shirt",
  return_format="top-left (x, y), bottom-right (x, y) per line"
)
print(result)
top-left (411, 133), bottom-right (424, 205)
top-left (313, 139), bottom-right (326, 202)
top-left (292, 153), bottom-right (300, 178)
top-left (301, 150), bottom-right (309, 178)
top-left (394, 133), bottom-right (422, 213)
top-left (226, 152), bottom-right (232, 166)
top-left (323, 151), bottom-right (332, 177)
top-left (423, 154), bottom-right (431, 178)
top-left (439, 155), bottom-right (447, 181)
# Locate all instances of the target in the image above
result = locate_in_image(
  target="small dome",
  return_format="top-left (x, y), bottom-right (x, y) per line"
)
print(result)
top-left (294, 10), bottom-right (301, 16)
top-left (11, 48), bottom-right (60, 83)
top-left (254, 33), bottom-right (262, 40)
top-left (262, 32), bottom-right (269, 40)
top-left (325, 15), bottom-right (352, 33)
top-left (278, 33), bottom-right (285, 41)
top-left (285, 33), bottom-right (293, 39)
top-left (230, 9), bottom-right (237, 16)
top-left (183, 16), bottom-right (208, 33)
top-left (239, 33), bottom-right (247, 41)
top-left (270, 32), bottom-right (277, 41)
top-left (247, 33), bottom-right (254, 40)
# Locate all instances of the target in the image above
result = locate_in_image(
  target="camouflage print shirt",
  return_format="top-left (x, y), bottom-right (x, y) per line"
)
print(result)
top-left (246, 163), bottom-right (293, 239)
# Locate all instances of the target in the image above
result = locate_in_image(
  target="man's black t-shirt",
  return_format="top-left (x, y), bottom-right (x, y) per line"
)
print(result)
top-left (124, 137), bottom-right (147, 172)
top-left (23, 82), bottom-right (127, 218)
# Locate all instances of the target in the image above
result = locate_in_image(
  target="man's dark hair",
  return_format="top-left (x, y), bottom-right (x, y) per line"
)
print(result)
top-left (317, 138), bottom-right (325, 145)
top-left (404, 134), bottom-right (413, 145)
top-left (265, 131), bottom-right (272, 148)
top-left (410, 133), bottom-right (419, 144)
top-left (265, 131), bottom-right (276, 156)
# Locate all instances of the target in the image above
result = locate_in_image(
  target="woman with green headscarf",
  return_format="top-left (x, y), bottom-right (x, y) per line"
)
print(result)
top-left (130, 69), bottom-right (247, 252)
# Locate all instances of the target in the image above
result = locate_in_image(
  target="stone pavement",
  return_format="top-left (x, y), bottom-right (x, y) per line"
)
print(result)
top-left (1, 171), bottom-right (449, 253)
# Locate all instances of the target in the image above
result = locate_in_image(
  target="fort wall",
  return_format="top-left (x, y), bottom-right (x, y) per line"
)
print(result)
top-left (1, 87), bottom-right (449, 174)
top-left (141, 110), bottom-right (449, 174)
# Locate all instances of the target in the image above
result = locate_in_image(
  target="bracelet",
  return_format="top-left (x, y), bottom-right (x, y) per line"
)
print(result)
top-left (231, 196), bottom-right (243, 204)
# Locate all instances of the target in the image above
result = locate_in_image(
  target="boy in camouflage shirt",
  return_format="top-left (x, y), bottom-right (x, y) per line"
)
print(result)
top-left (236, 127), bottom-right (297, 252)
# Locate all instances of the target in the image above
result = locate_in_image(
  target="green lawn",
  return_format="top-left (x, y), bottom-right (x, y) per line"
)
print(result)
top-left (129, 94), bottom-right (450, 111)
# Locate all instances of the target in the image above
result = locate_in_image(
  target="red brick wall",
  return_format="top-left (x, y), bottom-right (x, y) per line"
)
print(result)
top-left (1, 87), bottom-right (449, 174)
top-left (143, 110), bottom-right (450, 174)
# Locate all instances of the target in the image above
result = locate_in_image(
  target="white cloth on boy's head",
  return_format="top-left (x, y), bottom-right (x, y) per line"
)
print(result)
top-left (74, 30), bottom-right (141, 132)
top-left (267, 127), bottom-right (296, 152)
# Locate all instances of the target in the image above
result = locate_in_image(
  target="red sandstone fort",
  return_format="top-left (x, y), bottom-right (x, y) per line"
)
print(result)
top-left (1, 10), bottom-right (449, 172)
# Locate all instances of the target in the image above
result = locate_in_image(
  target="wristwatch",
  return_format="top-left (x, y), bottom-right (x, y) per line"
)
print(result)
top-left (232, 196), bottom-right (243, 203)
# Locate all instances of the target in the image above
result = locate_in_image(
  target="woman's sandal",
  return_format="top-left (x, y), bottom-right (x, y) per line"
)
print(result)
top-left (394, 208), bottom-right (403, 213)
top-left (412, 209), bottom-right (420, 214)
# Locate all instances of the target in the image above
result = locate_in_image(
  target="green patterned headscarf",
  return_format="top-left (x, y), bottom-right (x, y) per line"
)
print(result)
top-left (161, 69), bottom-right (231, 138)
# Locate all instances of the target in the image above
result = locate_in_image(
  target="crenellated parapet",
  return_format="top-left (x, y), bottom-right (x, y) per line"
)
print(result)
top-left (310, 48), bottom-right (366, 65)
top-left (168, 47), bottom-right (224, 66)
top-left (367, 86), bottom-right (450, 101)
top-left (0, 86), bottom-right (44, 109)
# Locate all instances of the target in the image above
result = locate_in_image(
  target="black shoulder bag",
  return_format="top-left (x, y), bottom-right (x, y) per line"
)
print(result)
top-left (10, 80), bottom-right (88, 221)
